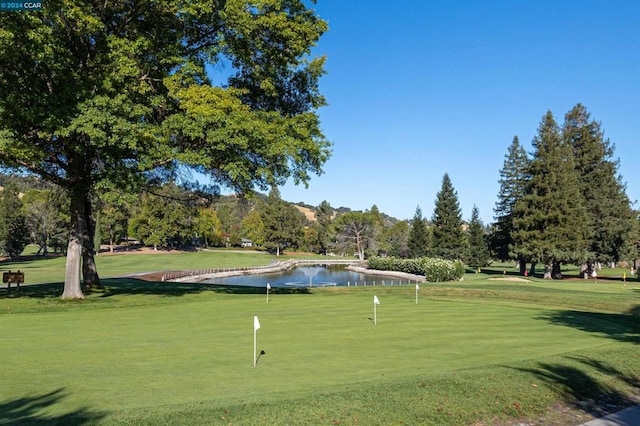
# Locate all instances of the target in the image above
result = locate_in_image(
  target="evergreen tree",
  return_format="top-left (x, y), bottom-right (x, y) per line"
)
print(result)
top-left (0, 185), bottom-right (30, 258)
top-left (465, 205), bottom-right (491, 271)
top-left (313, 200), bottom-right (335, 255)
top-left (260, 188), bottom-right (304, 256)
top-left (407, 205), bottom-right (429, 258)
top-left (491, 136), bottom-right (530, 273)
top-left (563, 104), bottom-right (636, 274)
top-left (512, 111), bottom-right (589, 279)
top-left (431, 174), bottom-right (466, 260)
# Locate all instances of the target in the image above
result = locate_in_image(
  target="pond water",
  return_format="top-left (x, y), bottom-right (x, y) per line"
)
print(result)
top-left (200, 265), bottom-right (411, 288)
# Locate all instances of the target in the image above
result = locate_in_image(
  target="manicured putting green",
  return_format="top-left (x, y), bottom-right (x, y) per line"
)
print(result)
top-left (0, 290), bottom-right (615, 418)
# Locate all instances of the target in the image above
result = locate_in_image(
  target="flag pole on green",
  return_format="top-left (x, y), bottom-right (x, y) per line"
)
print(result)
top-left (253, 315), bottom-right (261, 367)
top-left (266, 283), bottom-right (271, 303)
top-left (415, 283), bottom-right (419, 304)
top-left (373, 295), bottom-right (380, 325)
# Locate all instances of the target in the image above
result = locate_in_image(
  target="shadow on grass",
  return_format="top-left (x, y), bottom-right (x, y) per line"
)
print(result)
top-left (537, 309), bottom-right (640, 344)
top-left (0, 254), bottom-right (66, 265)
top-left (98, 278), bottom-right (312, 297)
top-left (0, 388), bottom-right (106, 425)
top-left (0, 278), bottom-right (312, 299)
top-left (0, 283), bottom-right (65, 299)
top-left (480, 267), bottom-right (527, 278)
top-left (515, 357), bottom-right (639, 419)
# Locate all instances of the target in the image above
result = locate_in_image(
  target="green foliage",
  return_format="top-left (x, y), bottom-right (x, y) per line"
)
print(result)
top-left (240, 210), bottom-right (264, 247)
top-left (491, 135), bottom-right (529, 262)
top-left (308, 200), bottom-right (335, 255)
top-left (128, 183), bottom-right (196, 249)
top-left (564, 104), bottom-right (636, 264)
top-left (21, 187), bottom-right (69, 255)
top-left (408, 205), bottom-right (429, 258)
top-left (0, 185), bottom-right (30, 258)
top-left (260, 188), bottom-right (304, 255)
top-left (465, 205), bottom-right (491, 269)
top-left (334, 210), bottom-right (375, 260)
top-left (368, 255), bottom-right (464, 282)
top-left (380, 220), bottom-right (410, 258)
top-left (0, 1), bottom-right (330, 296)
top-left (512, 111), bottom-right (589, 277)
top-left (431, 173), bottom-right (466, 260)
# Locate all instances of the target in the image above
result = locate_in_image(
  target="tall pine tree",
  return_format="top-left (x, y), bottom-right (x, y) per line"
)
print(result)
top-left (408, 205), bottom-right (429, 258)
top-left (492, 136), bottom-right (530, 273)
top-left (563, 104), bottom-right (635, 274)
top-left (431, 174), bottom-right (466, 260)
top-left (466, 205), bottom-right (491, 271)
top-left (512, 111), bottom-right (589, 279)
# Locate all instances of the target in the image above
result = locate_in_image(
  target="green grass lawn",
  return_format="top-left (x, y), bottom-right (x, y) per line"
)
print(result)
top-left (0, 253), bottom-right (639, 425)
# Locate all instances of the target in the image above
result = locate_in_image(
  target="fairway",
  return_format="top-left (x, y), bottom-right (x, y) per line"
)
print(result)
top-left (1, 283), bottom-right (634, 424)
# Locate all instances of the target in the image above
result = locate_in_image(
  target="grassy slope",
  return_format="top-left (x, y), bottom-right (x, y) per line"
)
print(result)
top-left (0, 254), bottom-right (638, 425)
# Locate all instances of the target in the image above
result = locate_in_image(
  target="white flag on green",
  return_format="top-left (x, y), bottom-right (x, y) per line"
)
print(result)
top-left (254, 315), bottom-right (261, 331)
top-left (374, 295), bottom-right (380, 305)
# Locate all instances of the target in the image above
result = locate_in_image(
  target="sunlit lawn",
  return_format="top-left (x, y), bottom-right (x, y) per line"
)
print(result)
top-left (0, 253), bottom-right (638, 425)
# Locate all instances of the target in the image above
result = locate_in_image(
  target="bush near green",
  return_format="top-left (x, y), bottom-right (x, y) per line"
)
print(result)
top-left (368, 255), bottom-right (465, 282)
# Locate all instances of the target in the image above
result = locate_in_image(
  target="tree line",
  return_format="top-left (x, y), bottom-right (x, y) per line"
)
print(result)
top-left (1, 104), bottom-right (637, 282)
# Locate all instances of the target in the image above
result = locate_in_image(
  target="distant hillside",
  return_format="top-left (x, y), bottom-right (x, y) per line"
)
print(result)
top-left (290, 201), bottom-right (401, 225)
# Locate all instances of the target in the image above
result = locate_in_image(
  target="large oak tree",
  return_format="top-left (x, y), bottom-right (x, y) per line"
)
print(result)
top-left (0, 1), bottom-right (330, 298)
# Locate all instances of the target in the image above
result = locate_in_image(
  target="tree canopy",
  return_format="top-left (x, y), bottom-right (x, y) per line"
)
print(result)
top-left (512, 111), bottom-right (589, 278)
top-left (0, 1), bottom-right (330, 298)
top-left (492, 135), bottom-right (529, 267)
top-left (563, 104), bottom-right (636, 270)
top-left (431, 174), bottom-right (465, 260)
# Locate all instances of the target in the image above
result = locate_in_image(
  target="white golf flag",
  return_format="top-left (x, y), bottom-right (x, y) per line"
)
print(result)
top-left (254, 315), bottom-right (261, 331)
top-left (374, 295), bottom-right (380, 305)
top-left (267, 283), bottom-right (271, 290)
top-left (416, 284), bottom-right (419, 290)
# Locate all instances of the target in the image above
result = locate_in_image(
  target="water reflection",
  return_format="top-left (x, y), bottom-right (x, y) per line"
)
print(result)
top-left (200, 265), bottom-right (404, 288)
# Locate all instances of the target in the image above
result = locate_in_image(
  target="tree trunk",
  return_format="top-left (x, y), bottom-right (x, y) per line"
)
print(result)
top-left (62, 188), bottom-right (86, 299)
top-left (82, 194), bottom-right (100, 288)
top-left (356, 234), bottom-right (364, 262)
top-left (529, 262), bottom-right (536, 277)
top-left (543, 264), bottom-right (552, 279)
top-left (518, 257), bottom-right (526, 275)
top-left (580, 262), bottom-right (588, 278)
top-left (551, 260), bottom-right (563, 280)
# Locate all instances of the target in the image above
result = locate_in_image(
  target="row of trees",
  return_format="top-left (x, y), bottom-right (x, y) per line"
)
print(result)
top-left (492, 104), bottom-right (638, 278)
top-left (0, 171), bottom-right (491, 267)
top-left (6, 103), bottom-right (635, 283)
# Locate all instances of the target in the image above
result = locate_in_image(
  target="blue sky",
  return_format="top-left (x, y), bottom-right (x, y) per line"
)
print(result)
top-left (274, 0), bottom-right (640, 224)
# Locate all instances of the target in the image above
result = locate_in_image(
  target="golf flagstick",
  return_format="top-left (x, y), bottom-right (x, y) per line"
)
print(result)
top-left (266, 283), bottom-right (271, 303)
top-left (373, 295), bottom-right (380, 325)
top-left (253, 315), bottom-right (260, 367)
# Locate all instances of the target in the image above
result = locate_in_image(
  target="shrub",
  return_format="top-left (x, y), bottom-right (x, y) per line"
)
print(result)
top-left (368, 256), bottom-right (464, 282)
